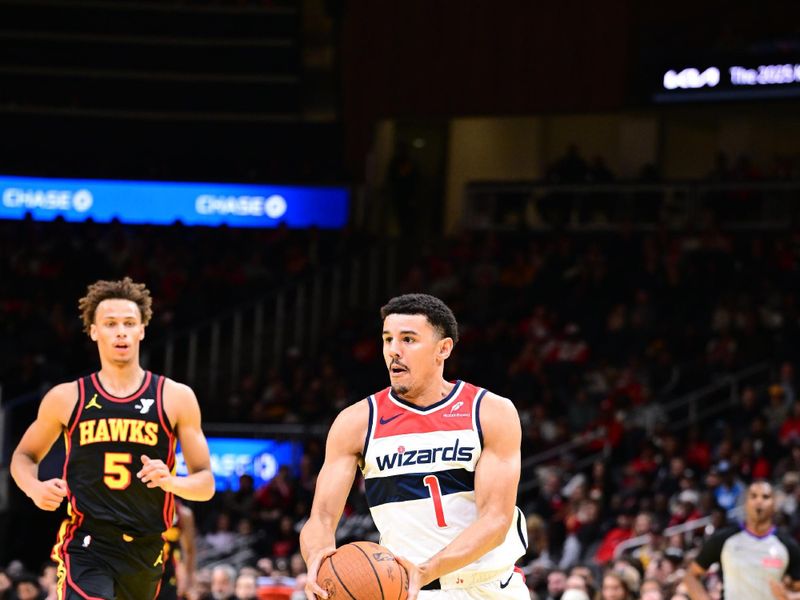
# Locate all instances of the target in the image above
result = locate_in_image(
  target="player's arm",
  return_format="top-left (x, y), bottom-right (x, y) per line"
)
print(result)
top-left (683, 562), bottom-right (711, 600)
top-left (405, 393), bottom-right (522, 597)
top-left (176, 503), bottom-right (197, 598)
top-left (684, 528), bottom-right (729, 600)
top-left (137, 379), bottom-right (214, 501)
top-left (10, 382), bottom-right (75, 511)
top-left (300, 400), bottom-right (368, 600)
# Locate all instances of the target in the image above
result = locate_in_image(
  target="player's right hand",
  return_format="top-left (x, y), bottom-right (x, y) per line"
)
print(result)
top-left (31, 478), bottom-right (68, 511)
top-left (304, 546), bottom-right (336, 600)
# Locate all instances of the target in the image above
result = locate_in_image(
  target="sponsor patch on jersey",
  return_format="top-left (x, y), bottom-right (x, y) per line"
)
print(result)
top-left (135, 398), bottom-right (155, 414)
top-left (762, 557), bottom-right (785, 568)
top-left (442, 400), bottom-right (470, 418)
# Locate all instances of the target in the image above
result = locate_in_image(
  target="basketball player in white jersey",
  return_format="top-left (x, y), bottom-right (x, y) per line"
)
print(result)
top-left (301, 294), bottom-right (528, 600)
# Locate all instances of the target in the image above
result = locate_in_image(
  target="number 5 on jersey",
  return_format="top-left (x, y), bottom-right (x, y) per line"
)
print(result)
top-left (423, 475), bottom-right (448, 528)
top-left (104, 452), bottom-right (132, 489)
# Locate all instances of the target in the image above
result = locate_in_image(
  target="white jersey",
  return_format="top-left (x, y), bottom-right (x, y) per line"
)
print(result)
top-left (361, 380), bottom-right (528, 579)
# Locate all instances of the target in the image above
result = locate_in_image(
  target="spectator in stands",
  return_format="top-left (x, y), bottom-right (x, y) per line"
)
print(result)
top-left (12, 574), bottom-right (42, 600)
top-left (37, 562), bottom-right (56, 600)
top-left (640, 578), bottom-right (664, 600)
top-left (209, 565), bottom-right (236, 600)
top-left (233, 573), bottom-right (258, 600)
top-left (564, 573), bottom-right (590, 595)
top-left (600, 570), bottom-right (635, 600)
top-left (223, 474), bottom-right (257, 523)
top-left (523, 514), bottom-right (556, 572)
top-left (271, 515), bottom-right (300, 559)
top-left (710, 461), bottom-right (744, 511)
top-left (561, 590), bottom-right (589, 600)
top-left (776, 471), bottom-right (800, 523)
top-left (256, 466), bottom-right (296, 523)
top-left (774, 441), bottom-right (800, 481)
top-left (765, 384), bottom-right (791, 433)
top-left (569, 566), bottom-right (596, 598)
top-left (779, 402), bottom-right (800, 446)
top-left (595, 510), bottom-right (636, 565)
top-left (668, 490), bottom-right (702, 528)
top-left (544, 569), bottom-right (567, 600)
top-left (205, 512), bottom-right (238, 555)
top-left (0, 570), bottom-right (10, 600)
top-left (780, 362), bottom-right (797, 404)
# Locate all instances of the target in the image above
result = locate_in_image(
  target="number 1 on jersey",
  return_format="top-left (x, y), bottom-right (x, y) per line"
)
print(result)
top-left (423, 475), bottom-right (448, 528)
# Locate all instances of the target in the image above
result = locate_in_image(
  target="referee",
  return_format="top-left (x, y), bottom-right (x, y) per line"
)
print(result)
top-left (684, 479), bottom-right (800, 600)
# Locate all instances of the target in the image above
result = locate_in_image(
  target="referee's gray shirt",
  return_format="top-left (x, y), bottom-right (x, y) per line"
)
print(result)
top-left (696, 525), bottom-right (800, 599)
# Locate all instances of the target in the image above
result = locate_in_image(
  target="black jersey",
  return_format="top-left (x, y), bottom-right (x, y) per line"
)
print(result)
top-left (62, 371), bottom-right (176, 537)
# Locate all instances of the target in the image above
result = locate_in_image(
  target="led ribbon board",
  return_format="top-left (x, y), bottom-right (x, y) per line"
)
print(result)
top-left (175, 437), bottom-right (304, 491)
top-left (652, 58), bottom-right (800, 103)
top-left (0, 175), bottom-right (348, 228)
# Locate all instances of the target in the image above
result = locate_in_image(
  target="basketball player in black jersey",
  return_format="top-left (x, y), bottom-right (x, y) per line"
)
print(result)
top-left (11, 277), bottom-right (214, 600)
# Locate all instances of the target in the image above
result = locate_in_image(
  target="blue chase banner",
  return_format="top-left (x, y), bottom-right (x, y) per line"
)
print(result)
top-left (0, 174), bottom-right (348, 228)
top-left (176, 437), bottom-right (305, 492)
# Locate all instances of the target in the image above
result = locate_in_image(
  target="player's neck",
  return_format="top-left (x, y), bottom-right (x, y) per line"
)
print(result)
top-left (97, 363), bottom-right (146, 397)
top-left (745, 520), bottom-right (774, 537)
top-left (396, 377), bottom-right (454, 407)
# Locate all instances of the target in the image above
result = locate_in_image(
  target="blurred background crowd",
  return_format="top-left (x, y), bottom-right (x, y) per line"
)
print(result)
top-left (3, 1), bottom-right (800, 599)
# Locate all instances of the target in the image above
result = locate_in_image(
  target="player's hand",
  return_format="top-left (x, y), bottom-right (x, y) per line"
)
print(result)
top-left (304, 546), bottom-right (336, 600)
top-left (394, 556), bottom-right (423, 600)
top-left (137, 455), bottom-right (173, 491)
top-left (30, 478), bottom-right (68, 511)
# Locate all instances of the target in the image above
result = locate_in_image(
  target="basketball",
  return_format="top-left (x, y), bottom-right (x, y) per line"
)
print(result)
top-left (316, 541), bottom-right (409, 600)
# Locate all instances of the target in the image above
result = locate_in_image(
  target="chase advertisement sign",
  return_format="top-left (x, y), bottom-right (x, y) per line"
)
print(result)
top-left (175, 437), bottom-right (304, 491)
top-left (0, 175), bottom-right (348, 229)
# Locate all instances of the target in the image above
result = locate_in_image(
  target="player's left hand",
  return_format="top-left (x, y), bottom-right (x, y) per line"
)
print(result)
top-left (394, 556), bottom-right (423, 600)
top-left (137, 455), bottom-right (174, 491)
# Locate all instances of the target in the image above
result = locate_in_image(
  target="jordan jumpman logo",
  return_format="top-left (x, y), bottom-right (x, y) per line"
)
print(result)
top-left (85, 394), bottom-right (102, 410)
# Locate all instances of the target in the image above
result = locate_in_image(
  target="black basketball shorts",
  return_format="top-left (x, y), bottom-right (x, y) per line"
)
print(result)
top-left (53, 521), bottom-right (165, 600)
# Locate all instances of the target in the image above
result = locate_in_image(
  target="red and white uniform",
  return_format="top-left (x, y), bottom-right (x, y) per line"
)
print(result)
top-left (361, 380), bottom-right (527, 594)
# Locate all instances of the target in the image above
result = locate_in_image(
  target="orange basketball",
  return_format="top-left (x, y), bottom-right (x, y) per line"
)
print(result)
top-left (316, 541), bottom-right (409, 600)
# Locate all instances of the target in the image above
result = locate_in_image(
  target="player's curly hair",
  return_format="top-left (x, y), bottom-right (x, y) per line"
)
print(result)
top-left (380, 293), bottom-right (459, 344)
top-left (78, 277), bottom-right (153, 334)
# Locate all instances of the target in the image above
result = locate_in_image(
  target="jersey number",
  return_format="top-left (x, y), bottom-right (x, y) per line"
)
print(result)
top-left (104, 452), bottom-right (132, 490)
top-left (423, 475), bottom-right (448, 528)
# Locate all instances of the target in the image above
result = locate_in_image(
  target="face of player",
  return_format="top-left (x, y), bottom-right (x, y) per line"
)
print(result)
top-left (382, 313), bottom-right (453, 399)
top-left (745, 481), bottom-right (775, 525)
top-left (90, 299), bottom-right (145, 366)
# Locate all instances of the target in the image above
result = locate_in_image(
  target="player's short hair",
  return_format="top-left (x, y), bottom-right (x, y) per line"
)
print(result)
top-left (380, 293), bottom-right (459, 345)
top-left (78, 277), bottom-right (153, 334)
